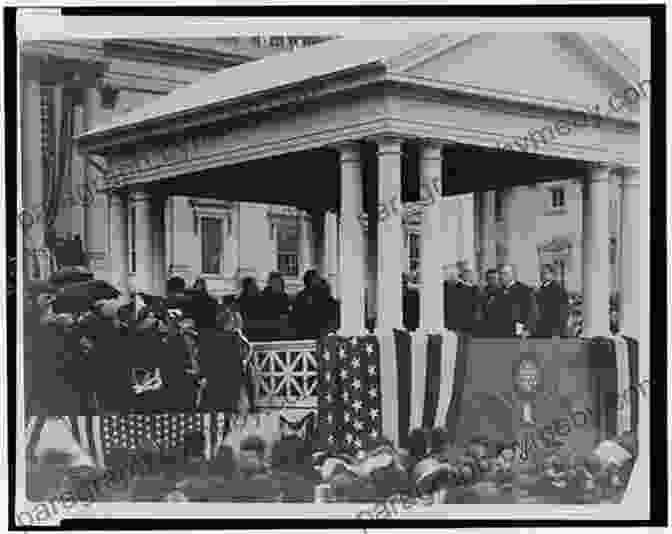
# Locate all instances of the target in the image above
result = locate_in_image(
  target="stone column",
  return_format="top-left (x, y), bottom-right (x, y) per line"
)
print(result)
top-left (325, 210), bottom-right (339, 299)
top-left (499, 189), bottom-right (513, 266)
top-left (581, 165), bottom-right (612, 337)
top-left (375, 137), bottom-right (404, 332)
top-left (130, 191), bottom-right (154, 295)
top-left (164, 196), bottom-right (175, 277)
top-left (456, 193), bottom-right (476, 269)
top-left (619, 168), bottom-right (640, 340)
top-left (108, 191), bottom-right (128, 296)
top-left (418, 141), bottom-right (444, 331)
top-left (337, 142), bottom-right (366, 334)
top-left (477, 191), bottom-right (497, 278)
top-left (83, 87), bottom-right (107, 275)
top-left (152, 196), bottom-right (166, 295)
top-left (21, 77), bottom-right (44, 279)
top-left (312, 209), bottom-right (325, 277)
top-left (69, 94), bottom-right (87, 240)
top-left (299, 213), bottom-right (313, 274)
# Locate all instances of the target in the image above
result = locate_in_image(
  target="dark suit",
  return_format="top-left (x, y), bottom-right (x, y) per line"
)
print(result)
top-left (534, 281), bottom-right (569, 337)
top-left (444, 280), bottom-right (480, 333)
top-left (487, 281), bottom-right (538, 337)
top-left (476, 286), bottom-right (499, 337)
top-left (403, 285), bottom-right (419, 331)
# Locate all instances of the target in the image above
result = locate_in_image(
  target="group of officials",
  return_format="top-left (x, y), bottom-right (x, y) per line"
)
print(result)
top-left (403, 262), bottom-right (570, 337)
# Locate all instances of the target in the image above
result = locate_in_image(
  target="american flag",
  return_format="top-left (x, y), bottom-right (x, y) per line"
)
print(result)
top-left (316, 334), bottom-right (383, 454)
top-left (315, 330), bottom-right (469, 452)
top-left (26, 413), bottom-right (231, 467)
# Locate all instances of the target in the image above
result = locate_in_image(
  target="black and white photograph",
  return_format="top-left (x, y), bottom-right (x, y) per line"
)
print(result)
top-left (6, 6), bottom-right (664, 527)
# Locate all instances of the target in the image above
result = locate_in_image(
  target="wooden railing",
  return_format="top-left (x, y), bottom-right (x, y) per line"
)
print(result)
top-left (249, 339), bottom-right (319, 410)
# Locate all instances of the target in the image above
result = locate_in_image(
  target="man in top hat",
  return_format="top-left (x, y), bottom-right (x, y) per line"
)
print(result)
top-left (534, 264), bottom-right (569, 338)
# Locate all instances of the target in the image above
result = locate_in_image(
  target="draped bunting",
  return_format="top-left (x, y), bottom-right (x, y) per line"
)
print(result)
top-left (39, 85), bottom-right (76, 274)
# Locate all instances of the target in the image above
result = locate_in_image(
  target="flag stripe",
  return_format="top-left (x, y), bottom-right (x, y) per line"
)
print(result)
top-left (68, 416), bottom-right (81, 447)
top-left (422, 333), bottom-right (443, 429)
top-left (445, 333), bottom-right (470, 444)
top-left (611, 335), bottom-right (630, 435)
top-left (203, 412), bottom-right (212, 460)
top-left (589, 337), bottom-right (617, 440)
top-left (85, 414), bottom-right (98, 465)
top-left (379, 331), bottom-right (399, 447)
top-left (90, 415), bottom-right (105, 468)
top-left (623, 336), bottom-right (639, 433)
top-left (26, 416), bottom-right (47, 460)
top-left (394, 329), bottom-right (412, 449)
top-left (410, 330), bottom-right (427, 431)
top-left (435, 330), bottom-right (458, 429)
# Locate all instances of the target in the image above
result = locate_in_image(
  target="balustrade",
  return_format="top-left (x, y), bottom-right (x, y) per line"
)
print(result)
top-left (248, 339), bottom-right (319, 410)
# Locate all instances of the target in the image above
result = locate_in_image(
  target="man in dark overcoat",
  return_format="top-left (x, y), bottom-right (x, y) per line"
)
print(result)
top-left (487, 264), bottom-right (538, 338)
top-left (533, 264), bottom-right (569, 337)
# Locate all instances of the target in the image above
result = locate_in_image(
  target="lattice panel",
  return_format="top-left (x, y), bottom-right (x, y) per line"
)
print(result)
top-left (250, 340), bottom-right (318, 409)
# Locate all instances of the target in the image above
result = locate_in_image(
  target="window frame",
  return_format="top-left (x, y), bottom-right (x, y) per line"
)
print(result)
top-left (550, 186), bottom-right (566, 209)
top-left (200, 216), bottom-right (225, 276)
top-left (191, 200), bottom-right (237, 279)
top-left (273, 215), bottom-right (301, 279)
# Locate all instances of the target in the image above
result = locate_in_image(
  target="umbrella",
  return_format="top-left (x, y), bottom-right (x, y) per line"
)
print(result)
top-left (52, 280), bottom-right (121, 313)
top-left (49, 266), bottom-right (94, 287)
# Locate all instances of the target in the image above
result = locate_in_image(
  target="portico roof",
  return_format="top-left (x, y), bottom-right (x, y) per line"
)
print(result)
top-left (80, 34), bottom-right (462, 141)
top-left (78, 32), bottom-right (641, 153)
top-left (78, 32), bottom-right (643, 191)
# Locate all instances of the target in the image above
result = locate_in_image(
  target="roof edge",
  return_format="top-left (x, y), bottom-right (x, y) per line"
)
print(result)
top-left (76, 61), bottom-right (387, 154)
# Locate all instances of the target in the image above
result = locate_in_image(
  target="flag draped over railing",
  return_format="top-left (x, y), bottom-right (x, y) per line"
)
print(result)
top-left (315, 330), bottom-right (469, 452)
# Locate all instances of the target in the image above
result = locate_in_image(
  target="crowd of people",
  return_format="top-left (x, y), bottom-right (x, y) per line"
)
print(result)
top-left (403, 262), bottom-right (571, 338)
top-left (219, 269), bottom-right (340, 341)
top-left (23, 267), bottom-right (342, 419)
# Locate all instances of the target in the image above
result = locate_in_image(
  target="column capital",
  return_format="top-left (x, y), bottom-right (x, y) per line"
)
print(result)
top-left (418, 139), bottom-right (444, 159)
top-left (585, 163), bottom-right (612, 183)
top-left (372, 135), bottom-right (405, 155)
top-left (621, 167), bottom-right (641, 187)
top-left (129, 190), bottom-right (152, 203)
top-left (332, 141), bottom-right (362, 163)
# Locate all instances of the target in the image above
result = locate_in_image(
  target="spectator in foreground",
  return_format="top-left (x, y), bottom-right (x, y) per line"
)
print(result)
top-left (191, 277), bottom-right (218, 330)
top-left (235, 276), bottom-right (262, 324)
top-left (291, 270), bottom-right (337, 339)
top-left (534, 264), bottom-right (569, 337)
top-left (197, 307), bottom-right (252, 413)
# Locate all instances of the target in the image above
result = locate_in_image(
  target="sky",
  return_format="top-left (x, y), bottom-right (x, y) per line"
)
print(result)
top-left (15, 9), bottom-right (650, 72)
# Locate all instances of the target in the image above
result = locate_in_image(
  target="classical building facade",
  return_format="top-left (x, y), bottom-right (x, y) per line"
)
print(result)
top-left (20, 36), bottom-right (334, 295)
top-left (22, 34), bottom-right (640, 318)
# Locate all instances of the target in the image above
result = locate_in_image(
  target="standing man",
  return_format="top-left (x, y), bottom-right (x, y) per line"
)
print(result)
top-left (534, 264), bottom-right (569, 337)
top-left (489, 264), bottom-right (538, 338)
top-left (444, 261), bottom-right (480, 333)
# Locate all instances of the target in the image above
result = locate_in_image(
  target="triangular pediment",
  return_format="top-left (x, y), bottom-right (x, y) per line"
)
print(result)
top-left (395, 33), bottom-right (640, 115)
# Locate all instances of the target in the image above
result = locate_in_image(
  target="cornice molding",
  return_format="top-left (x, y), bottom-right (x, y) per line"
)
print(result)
top-left (97, 106), bottom-right (638, 192)
top-left (103, 40), bottom-right (255, 72)
top-left (77, 65), bottom-right (387, 152)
